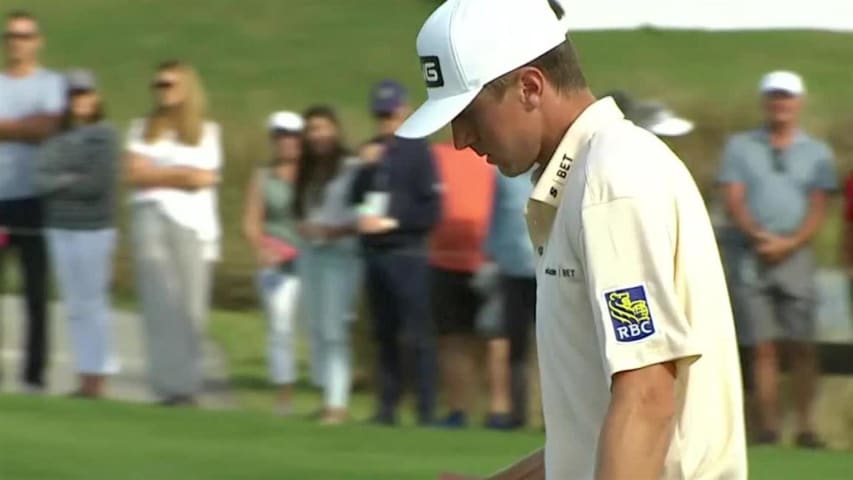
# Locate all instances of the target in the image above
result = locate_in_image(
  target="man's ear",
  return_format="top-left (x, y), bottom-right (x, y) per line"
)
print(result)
top-left (517, 67), bottom-right (546, 111)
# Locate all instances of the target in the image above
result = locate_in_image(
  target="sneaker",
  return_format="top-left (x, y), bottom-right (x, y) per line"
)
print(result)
top-left (795, 432), bottom-right (826, 449)
top-left (320, 409), bottom-right (349, 426)
top-left (436, 411), bottom-right (468, 429)
top-left (484, 413), bottom-right (517, 431)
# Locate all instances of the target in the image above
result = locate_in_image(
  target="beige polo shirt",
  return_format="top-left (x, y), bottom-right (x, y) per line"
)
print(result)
top-left (527, 98), bottom-right (746, 480)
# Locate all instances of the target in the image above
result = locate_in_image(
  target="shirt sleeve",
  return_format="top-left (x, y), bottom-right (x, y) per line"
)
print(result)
top-left (390, 140), bottom-right (441, 231)
top-left (716, 138), bottom-right (746, 185)
top-left (485, 173), bottom-right (505, 259)
top-left (580, 197), bottom-right (703, 379)
top-left (125, 119), bottom-right (148, 155)
top-left (41, 74), bottom-right (66, 114)
top-left (194, 123), bottom-right (223, 170)
top-left (811, 144), bottom-right (838, 193)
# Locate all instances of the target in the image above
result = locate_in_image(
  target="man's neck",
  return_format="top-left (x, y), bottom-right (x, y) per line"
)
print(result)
top-left (377, 119), bottom-right (403, 138)
top-left (767, 121), bottom-right (798, 148)
top-left (536, 88), bottom-right (597, 168)
top-left (5, 59), bottom-right (38, 77)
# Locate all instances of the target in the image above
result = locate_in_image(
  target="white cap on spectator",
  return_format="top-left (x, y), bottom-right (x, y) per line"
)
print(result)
top-left (267, 111), bottom-right (304, 133)
top-left (396, 0), bottom-right (570, 139)
top-left (759, 71), bottom-right (805, 96)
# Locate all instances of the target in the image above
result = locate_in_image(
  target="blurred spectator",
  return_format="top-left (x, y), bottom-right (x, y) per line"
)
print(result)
top-left (484, 168), bottom-right (538, 429)
top-left (0, 10), bottom-right (64, 391)
top-left (34, 69), bottom-right (119, 399)
top-left (843, 174), bottom-right (853, 276)
top-left (242, 111), bottom-right (305, 415)
top-left (427, 143), bottom-right (495, 429)
top-left (603, 89), bottom-right (694, 137)
top-left (717, 71), bottom-right (836, 448)
top-left (351, 80), bottom-right (441, 426)
top-left (125, 60), bottom-right (223, 406)
top-left (293, 105), bottom-right (360, 425)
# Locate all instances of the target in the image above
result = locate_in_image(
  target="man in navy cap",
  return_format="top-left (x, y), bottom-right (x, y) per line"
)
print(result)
top-left (351, 79), bottom-right (442, 425)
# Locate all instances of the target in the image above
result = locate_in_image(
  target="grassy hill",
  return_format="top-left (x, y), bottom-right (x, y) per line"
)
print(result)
top-left (1, 395), bottom-right (852, 479)
top-left (9, 0), bottom-right (853, 306)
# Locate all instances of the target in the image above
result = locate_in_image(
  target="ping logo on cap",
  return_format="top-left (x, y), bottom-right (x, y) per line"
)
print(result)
top-left (603, 285), bottom-right (656, 343)
top-left (420, 56), bottom-right (444, 88)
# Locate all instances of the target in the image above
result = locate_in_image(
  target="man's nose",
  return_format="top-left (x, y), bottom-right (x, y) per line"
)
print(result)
top-left (451, 122), bottom-right (473, 151)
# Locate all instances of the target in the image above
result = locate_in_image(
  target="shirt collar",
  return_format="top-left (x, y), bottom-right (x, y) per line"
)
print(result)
top-left (757, 126), bottom-right (809, 146)
top-left (529, 97), bottom-right (624, 207)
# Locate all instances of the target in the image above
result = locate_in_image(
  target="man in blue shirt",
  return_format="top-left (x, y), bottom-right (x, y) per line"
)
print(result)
top-left (484, 168), bottom-right (538, 429)
top-left (0, 10), bottom-right (64, 391)
top-left (351, 79), bottom-right (441, 425)
top-left (718, 71), bottom-right (836, 448)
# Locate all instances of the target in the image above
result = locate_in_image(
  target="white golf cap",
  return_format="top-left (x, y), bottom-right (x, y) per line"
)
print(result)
top-left (396, 0), bottom-right (570, 139)
top-left (267, 111), bottom-right (304, 133)
top-left (759, 70), bottom-right (806, 96)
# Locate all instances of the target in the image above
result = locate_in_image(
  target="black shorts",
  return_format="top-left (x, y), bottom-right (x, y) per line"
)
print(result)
top-left (496, 275), bottom-right (536, 342)
top-left (431, 267), bottom-right (483, 335)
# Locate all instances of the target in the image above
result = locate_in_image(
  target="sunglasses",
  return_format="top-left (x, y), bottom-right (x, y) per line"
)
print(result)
top-left (69, 88), bottom-right (94, 96)
top-left (151, 80), bottom-right (176, 90)
top-left (3, 31), bottom-right (38, 41)
top-left (771, 148), bottom-right (786, 173)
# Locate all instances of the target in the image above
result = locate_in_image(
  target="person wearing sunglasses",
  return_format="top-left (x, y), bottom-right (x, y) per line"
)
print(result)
top-left (242, 111), bottom-right (304, 416)
top-left (125, 60), bottom-right (223, 407)
top-left (0, 10), bottom-right (65, 392)
top-left (718, 71), bottom-right (837, 449)
top-left (34, 69), bottom-right (119, 399)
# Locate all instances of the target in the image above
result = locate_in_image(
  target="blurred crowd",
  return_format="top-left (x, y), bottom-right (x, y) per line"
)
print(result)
top-left (0, 10), bottom-right (845, 444)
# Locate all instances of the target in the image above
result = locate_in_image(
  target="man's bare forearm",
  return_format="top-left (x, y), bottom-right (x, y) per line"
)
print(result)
top-left (723, 184), bottom-right (764, 241)
top-left (127, 166), bottom-right (212, 190)
top-left (0, 115), bottom-right (61, 143)
top-left (595, 390), bottom-right (674, 479)
top-left (487, 448), bottom-right (545, 480)
top-left (790, 191), bottom-right (827, 248)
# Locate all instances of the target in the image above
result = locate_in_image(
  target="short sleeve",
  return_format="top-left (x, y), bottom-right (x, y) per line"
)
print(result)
top-left (580, 197), bottom-right (702, 379)
top-left (41, 73), bottom-right (66, 114)
top-left (811, 144), bottom-right (838, 192)
top-left (716, 138), bottom-right (746, 185)
top-left (125, 119), bottom-right (148, 155)
top-left (195, 122), bottom-right (223, 170)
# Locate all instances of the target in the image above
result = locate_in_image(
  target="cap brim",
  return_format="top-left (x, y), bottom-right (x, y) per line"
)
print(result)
top-left (647, 116), bottom-right (694, 137)
top-left (396, 89), bottom-right (480, 139)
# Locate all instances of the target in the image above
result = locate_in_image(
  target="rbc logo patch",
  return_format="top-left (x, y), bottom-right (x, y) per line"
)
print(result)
top-left (603, 285), bottom-right (655, 343)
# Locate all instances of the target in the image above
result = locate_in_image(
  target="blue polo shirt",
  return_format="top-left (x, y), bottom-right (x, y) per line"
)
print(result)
top-left (717, 128), bottom-right (837, 236)
top-left (485, 168), bottom-right (536, 278)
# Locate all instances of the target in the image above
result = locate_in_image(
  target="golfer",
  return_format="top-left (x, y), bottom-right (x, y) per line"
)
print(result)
top-left (396, 1), bottom-right (747, 479)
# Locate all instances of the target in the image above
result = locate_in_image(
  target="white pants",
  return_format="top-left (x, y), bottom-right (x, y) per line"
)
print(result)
top-left (47, 228), bottom-right (118, 375)
top-left (257, 267), bottom-right (300, 385)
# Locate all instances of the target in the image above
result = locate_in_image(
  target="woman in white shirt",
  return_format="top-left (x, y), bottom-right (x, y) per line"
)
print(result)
top-left (124, 60), bottom-right (222, 406)
top-left (293, 105), bottom-right (361, 424)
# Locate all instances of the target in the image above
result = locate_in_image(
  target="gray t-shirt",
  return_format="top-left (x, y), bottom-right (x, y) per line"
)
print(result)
top-left (717, 128), bottom-right (837, 236)
top-left (0, 68), bottom-right (66, 200)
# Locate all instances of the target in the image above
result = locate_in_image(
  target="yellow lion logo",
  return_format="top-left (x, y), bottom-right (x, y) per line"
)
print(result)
top-left (606, 291), bottom-right (651, 325)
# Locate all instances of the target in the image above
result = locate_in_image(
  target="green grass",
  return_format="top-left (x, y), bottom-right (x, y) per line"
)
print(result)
top-left (1, 395), bottom-right (851, 480)
top-left (5, 0), bottom-right (853, 306)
